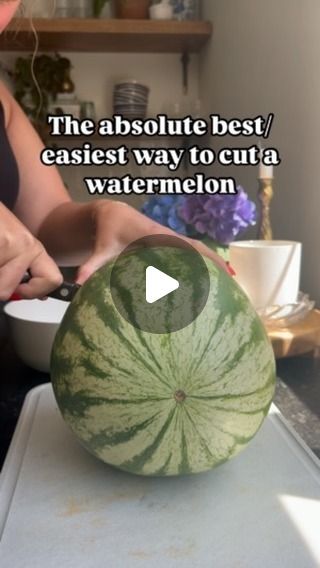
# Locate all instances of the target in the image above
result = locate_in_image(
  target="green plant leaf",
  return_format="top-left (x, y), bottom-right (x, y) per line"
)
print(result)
top-left (93, 0), bottom-right (110, 18)
top-left (9, 52), bottom-right (74, 126)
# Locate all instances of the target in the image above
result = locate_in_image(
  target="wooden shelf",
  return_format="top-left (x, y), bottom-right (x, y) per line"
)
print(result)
top-left (0, 18), bottom-right (212, 53)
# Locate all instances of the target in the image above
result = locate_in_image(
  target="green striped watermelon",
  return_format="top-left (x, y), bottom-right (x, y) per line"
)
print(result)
top-left (51, 254), bottom-right (276, 477)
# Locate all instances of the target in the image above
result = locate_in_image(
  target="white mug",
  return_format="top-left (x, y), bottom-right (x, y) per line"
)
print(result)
top-left (229, 240), bottom-right (302, 310)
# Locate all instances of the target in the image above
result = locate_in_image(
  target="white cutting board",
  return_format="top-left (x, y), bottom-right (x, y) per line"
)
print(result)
top-left (0, 384), bottom-right (320, 568)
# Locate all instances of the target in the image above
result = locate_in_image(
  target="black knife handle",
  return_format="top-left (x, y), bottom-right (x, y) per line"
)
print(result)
top-left (20, 272), bottom-right (80, 302)
top-left (49, 282), bottom-right (81, 302)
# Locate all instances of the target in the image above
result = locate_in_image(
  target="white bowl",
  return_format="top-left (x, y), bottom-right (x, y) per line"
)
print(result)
top-left (4, 299), bottom-right (69, 373)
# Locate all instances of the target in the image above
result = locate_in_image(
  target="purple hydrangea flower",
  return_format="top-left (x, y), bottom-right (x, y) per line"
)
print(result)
top-left (141, 195), bottom-right (189, 235)
top-left (179, 187), bottom-right (256, 244)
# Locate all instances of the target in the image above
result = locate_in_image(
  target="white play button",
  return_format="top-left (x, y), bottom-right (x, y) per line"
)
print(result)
top-left (110, 235), bottom-right (210, 333)
top-left (146, 266), bottom-right (180, 304)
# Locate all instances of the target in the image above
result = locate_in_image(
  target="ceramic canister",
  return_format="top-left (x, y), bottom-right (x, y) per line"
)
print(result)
top-left (169, 0), bottom-right (199, 20)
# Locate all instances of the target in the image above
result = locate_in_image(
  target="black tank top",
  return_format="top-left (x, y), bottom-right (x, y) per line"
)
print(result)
top-left (0, 102), bottom-right (19, 210)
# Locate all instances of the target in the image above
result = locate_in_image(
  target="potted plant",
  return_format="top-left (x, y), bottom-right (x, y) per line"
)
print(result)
top-left (7, 53), bottom-right (74, 139)
top-left (93, 0), bottom-right (111, 17)
top-left (115, 0), bottom-right (150, 19)
top-left (93, 0), bottom-right (150, 19)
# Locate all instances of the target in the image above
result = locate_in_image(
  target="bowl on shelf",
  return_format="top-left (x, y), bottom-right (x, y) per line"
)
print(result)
top-left (113, 105), bottom-right (148, 119)
top-left (113, 81), bottom-right (149, 118)
top-left (4, 299), bottom-right (69, 373)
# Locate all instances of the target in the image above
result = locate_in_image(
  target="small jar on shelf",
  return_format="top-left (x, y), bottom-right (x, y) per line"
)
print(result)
top-left (26, 0), bottom-right (52, 17)
top-left (55, 0), bottom-right (93, 18)
top-left (49, 93), bottom-right (81, 120)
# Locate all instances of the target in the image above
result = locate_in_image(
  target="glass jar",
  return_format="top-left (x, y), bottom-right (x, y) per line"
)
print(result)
top-left (55, 0), bottom-right (93, 18)
top-left (26, 0), bottom-right (52, 17)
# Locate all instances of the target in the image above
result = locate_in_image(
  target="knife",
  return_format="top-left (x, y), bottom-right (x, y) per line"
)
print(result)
top-left (9, 272), bottom-right (81, 303)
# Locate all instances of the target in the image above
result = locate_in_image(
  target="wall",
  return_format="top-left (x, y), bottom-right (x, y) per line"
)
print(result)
top-left (1, 50), bottom-right (199, 208)
top-left (61, 52), bottom-right (199, 208)
top-left (4, 3), bottom-right (319, 300)
top-left (200, 0), bottom-right (320, 303)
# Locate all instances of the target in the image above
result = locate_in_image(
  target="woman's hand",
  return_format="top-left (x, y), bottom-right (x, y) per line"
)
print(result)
top-left (0, 203), bottom-right (63, 301)
top-left (76, 200), bottom-right (230, 284)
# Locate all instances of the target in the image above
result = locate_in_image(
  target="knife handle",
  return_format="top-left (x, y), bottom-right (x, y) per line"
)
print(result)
top-left (14, 272), bottom-right (80, 303)
top-left (48, 282), bottom-right (81, 302)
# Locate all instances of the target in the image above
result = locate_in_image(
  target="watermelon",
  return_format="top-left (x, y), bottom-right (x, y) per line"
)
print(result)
top-left (51, 255), bottom-right (276, 477)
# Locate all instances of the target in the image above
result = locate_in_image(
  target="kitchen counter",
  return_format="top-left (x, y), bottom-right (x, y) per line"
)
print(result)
top-left (1, 335), bottom-right (320, 469)
top-left (276, 355), bottom-right (320, 457)
top-left (1, 384), bottom-right (319, 568)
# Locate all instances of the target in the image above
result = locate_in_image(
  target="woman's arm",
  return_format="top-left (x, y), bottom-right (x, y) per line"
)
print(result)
top-left (1, 81), bottom-right (71, 235)
top-left (2, 81), bottom-right (99, 267)
top-left (39, 199), bottom-right (230, 285)
top-left (1, 81), bottom-right (229, 282)
top-left (0, 202), bottom-right (62, 300)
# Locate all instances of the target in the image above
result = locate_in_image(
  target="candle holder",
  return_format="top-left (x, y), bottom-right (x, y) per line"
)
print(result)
top-left (257, 178), bottom-right (274, 240)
